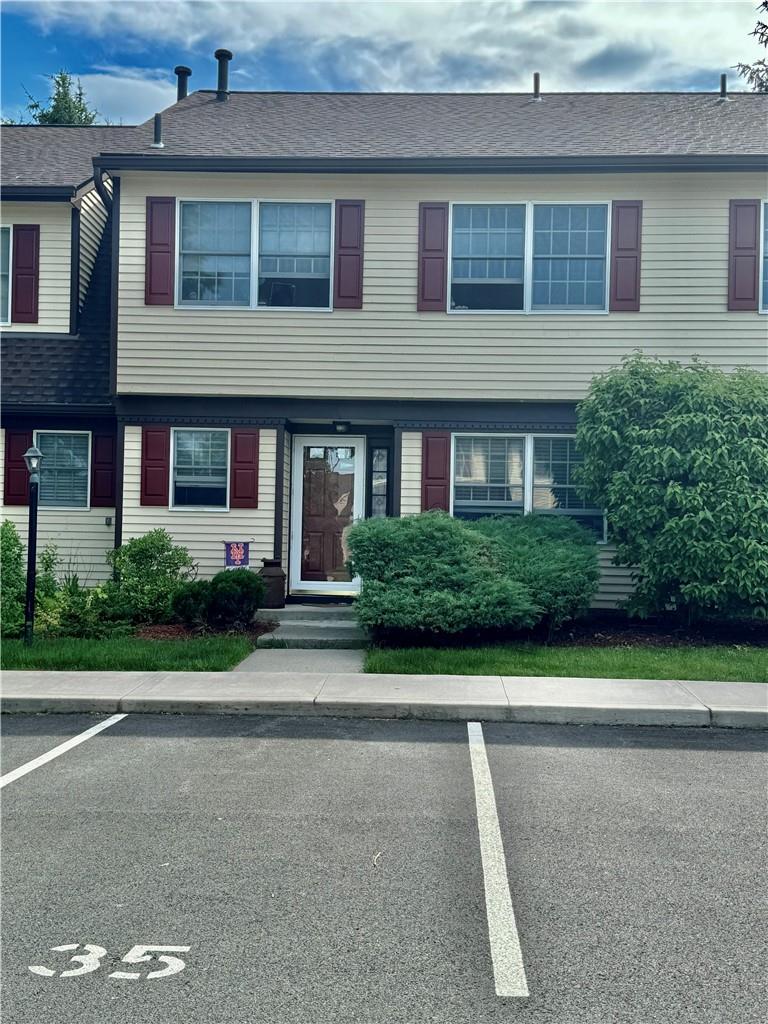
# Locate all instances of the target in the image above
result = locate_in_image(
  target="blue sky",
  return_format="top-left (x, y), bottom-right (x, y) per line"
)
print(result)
top-left (1, 1), bottom-right (763, 124)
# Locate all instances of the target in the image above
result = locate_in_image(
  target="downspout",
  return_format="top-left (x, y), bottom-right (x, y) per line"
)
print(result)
top-left (92, 164), bottom-right (113, 212)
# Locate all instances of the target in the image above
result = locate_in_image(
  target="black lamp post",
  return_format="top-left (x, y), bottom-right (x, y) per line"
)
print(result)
top-left (22, 445), bottom-right (43, 646)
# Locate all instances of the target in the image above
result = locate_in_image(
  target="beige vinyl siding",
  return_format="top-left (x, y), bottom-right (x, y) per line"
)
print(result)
top-left (117, 171), bottom-right (767, 399)
top-left (121, 425), bottom-right (277, 579)
top-left (1, 201), bottom-right (72, 333)
top-left (593, 547), bottom-right (636, 609)
top-left (78, 185), bottom-right (109, 310)
top-left (0, 429), bottom-right (115, 583)
top-left (399, 431), bottom-right (423, 515)
top-left (281, 430), bottom-right (291, 571)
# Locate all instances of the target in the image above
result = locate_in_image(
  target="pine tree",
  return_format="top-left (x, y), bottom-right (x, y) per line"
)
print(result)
top-left (5, 71), bottom-right (99, 125)
top-left (736, 1), bottom-right (768, 92)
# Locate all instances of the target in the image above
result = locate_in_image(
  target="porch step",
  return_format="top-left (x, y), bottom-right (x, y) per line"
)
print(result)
top-left (269, 603), bottom-right (358, 623)
top-left (256, 604), bottom-right (366, 649)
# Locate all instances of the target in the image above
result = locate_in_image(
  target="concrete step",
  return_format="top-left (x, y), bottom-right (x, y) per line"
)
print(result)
top-left (256, 604), bottom-right (366, 649)
top-left (267, 604), bottom-right (358, 623)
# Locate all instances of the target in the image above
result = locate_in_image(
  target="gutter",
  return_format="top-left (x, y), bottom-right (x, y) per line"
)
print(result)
top-left (0, 185), bottom-right (75, 201)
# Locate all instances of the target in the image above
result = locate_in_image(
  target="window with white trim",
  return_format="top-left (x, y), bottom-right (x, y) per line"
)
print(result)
top-left (179, 202), bottom-right (251, 306)
top-left (258, 202), bottom-right (332, 308)
top-left (453, 435), bottom-right (525, 518)
top-left (172, 429), bottom-right (228, 508)
top-left (1, 226), bottom-right (10, 324)
top-left (532, 204), bottom-right (608, 310)
top-left (532, 436), bottom-right (605, 537)
top-left (35, 431), bottom-right (90, 509)
top-left (451, 204), bottom-right (525, 311)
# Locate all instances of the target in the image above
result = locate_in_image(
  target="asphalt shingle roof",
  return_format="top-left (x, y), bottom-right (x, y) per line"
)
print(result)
top-left (1, 125), bottom-right (138, 189)
top-left (1, 332), bottom-right (111, 408)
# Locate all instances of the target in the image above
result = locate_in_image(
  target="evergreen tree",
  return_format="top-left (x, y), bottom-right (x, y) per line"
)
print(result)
top-left (736, 1), bottom-right (768, 92)
top-left (6, 71), bottom-right (99, 125)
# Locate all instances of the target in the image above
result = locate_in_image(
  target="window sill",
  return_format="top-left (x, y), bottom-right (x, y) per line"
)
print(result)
top-left (169, 506), bottom-right (230, 513)
top-left (173, 304), bottom-right (334, 313)
top-left (446, 307), bottom-right (610, 316)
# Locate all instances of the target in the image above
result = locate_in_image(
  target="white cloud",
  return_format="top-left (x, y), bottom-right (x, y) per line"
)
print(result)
top-left (21, 0), bottom-right (765, 96)
top-left (73, 65), bottom-right (176, 123)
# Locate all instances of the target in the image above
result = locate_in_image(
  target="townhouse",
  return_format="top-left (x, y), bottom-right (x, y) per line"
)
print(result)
top-left (2, 53), bottom-right (767, 605)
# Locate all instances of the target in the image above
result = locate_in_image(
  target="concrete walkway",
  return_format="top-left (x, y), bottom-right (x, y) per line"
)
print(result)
top-left (234, 648), bottom-right (364, 672)
top-left (1, 671), bottom-right (765, 728)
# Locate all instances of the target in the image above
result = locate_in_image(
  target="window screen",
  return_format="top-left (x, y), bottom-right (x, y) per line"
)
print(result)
top-left (258, 203), bottom-right (332, 308)
top-left (532, 204), bottom-right (607, 310)
top-left (0, 227), bottom-right (9, 324)
top-left (532, 436), bottom-right (605, 537)
top-left (451, 204), bottom-right (525, 311)
top-left (179, 202), bottom-right (251, 306)
top-left (453, 435), bottom-right (525, 518)
top-left (173, 429), bottom-right (228, 508)
top-left (37, 432), bottom-right (90, 508)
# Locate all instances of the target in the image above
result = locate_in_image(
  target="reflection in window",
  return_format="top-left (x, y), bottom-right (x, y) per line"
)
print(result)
top-left (258, 203), bottom-right (332, 308)
top-left (0, 226), bottom-right (9, 324)
top-left (451, 204), bottom-right (525, 311)
top-left (533, 436), bottom-right (605, 538)
top-left (173, 429), bottom-right (228, 507)
top-left (179, 202), bottom-right (251, 306)
top-left (370, 447), bottom-right (389, 517)
top-left (532, 204), bottom-right (607, 310)
top-left (36, 432), bottom-right (90, 508)
top-left (453, 435), bottom-right (524, 518)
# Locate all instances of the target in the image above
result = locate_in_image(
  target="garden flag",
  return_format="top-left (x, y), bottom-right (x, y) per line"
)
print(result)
top-left (224, 541), bottom-right (250, 568)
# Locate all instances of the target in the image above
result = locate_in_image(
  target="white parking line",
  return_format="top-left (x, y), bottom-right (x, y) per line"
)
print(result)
top-left (467, 721), bottom-right (529, 999)
top-left (0, 714), bottom-right (127, 789)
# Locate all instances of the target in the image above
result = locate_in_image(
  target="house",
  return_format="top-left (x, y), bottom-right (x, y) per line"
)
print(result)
top-left (2, 53), bottom-right (767, 607)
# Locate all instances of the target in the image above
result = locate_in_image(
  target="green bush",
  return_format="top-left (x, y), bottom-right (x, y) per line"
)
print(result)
top-left (37, 543), bottom-right (60, 599)
top-left (576, 355), bottom-right (768, 620)
top-left (37, 577), bottom-right (132, 639)
top-left (347, 512), bottom-right (539, 637)
top-left (107, 529), bottom-right (196, 623)
top-left (470, 515), bottom-right (600, 632)
top-left (172, 579), bottom-right (212, 628)
top-left (207, 569), bottom-right (265, 630)
top-left (1, 520), bottom-right (25, 638)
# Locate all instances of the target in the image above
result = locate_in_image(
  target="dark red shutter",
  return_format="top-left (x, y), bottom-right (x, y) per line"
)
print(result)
top-left (728, 199), bottom-right (760, 311)
top-left (11, 225), bottom-right (40, 324)
top-left (417, 202), bottom-right (449, 311)
top-left (90, 433), bottom-right (116, 507)
top-left (3, 429), bottom-right (33, 505)
top-left (609, 201), bottom-right (642, 312)
top-left (145, 197), bottom-right (176, 305)
top-left (333, 200), bottom-right (364, 309)
top-left (421, 431), bottom-right (451, 511)
top-left (230, 429), bottom-right (259, 508)
top-left (140, 426), bottom-right (170, 506)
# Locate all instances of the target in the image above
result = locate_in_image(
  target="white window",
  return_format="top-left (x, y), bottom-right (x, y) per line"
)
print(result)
top-left (172, 428), bottom-right (229, 509)
top-left (532, 436), bottom-right (606, 539)
top-left (179, 202), bottom-right (251, 306)
top-left (35, 431), bottom-right (90, 509)
top-left (451, 204), bottom-right (525, 311)
top-left (532, 204), bottom-right (608, 310)
top-left (258, 202), bottom-right (332, 308)
top-left (1, 226), bottom-right (10, 324)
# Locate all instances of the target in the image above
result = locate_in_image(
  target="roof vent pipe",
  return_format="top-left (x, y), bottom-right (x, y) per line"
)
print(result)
top-left (719, 72), bottom-right (728, 100)
top-left (215, 48), bottom-right (233, 101)
top-left (174, 65), bottom-right (192, 101)
top-left (533, 71), bottom-right (541, 100)
top-left (150, 112), bottom-right (164, 148)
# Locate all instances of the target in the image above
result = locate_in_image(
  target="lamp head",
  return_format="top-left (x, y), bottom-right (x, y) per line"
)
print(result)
top-left (23, 445), bottom-right (43, 476)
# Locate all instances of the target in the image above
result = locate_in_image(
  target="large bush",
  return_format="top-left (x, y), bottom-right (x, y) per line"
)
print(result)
top-left (347, 512), bottom-right (539, 637)
top-left (1, 520), bottom-right (25, 638)
top-left (576, 355), bottom-right (768, 620)
top-left (173, 570), bottom-right (265, 631)
top-left (107, 529), bottom-right (196, 624)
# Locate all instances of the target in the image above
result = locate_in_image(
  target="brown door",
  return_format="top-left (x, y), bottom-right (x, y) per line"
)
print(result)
top-left (299, 444), bottom-right (359, 583)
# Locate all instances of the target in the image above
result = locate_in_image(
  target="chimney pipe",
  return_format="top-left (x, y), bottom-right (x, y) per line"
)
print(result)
top-left (719, 72), bottom-right (728, 99)
top-left (151, 112), bottom-right (164, 148)
top-left (174, 65), bottom-right (192, 101)
top-left (215, 48), bottom-right (233, 101)
top-left (533, 71), bottom-right (541, 100)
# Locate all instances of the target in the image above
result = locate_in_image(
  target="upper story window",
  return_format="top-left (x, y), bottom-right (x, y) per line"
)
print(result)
top-left (532, 204), bottom-right (608, 311)
top-left (179, 202), bottom-right (251, 307)
top-left (451, 204), bottom-right (525, 311)
top-left (172, 428), bottom-right (229, 509)
top-left (258, 203), bottom-right (332, 308)
top-left (35, 431), bottom-right (90, 509)
top-left (453, 434), bottom-right (525, 518)
top-left (0, 226), bottom-right (10, 325)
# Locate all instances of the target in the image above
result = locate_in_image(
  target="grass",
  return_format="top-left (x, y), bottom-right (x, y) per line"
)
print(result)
top-left (364, 643), bottom-right (768, 683)
top-left (1, 635), bottom-right (253, 672)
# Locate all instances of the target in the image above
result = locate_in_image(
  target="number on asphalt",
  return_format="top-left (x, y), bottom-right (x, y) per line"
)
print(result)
top-left (28, 943), bottom-right (190, 980)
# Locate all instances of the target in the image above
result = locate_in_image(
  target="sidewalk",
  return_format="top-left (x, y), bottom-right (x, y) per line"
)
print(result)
top-left (1, 671), bottom-right (766, 728)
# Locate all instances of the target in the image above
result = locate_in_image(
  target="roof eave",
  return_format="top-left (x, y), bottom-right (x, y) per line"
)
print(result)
top-left (0, 184), bottom-right (76, 201)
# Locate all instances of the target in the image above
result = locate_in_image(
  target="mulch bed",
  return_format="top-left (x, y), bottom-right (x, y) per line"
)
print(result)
top-left (134, 618), bottom-right (278, 642)
top-left (553, 615), bottom-right (768, 648)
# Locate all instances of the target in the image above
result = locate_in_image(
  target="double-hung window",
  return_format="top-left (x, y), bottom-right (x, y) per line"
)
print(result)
top-left (1, 226), bottom-right (10, 324)
top-left (172, 428), bottom-right (229, 509)
top-left (179, 202), bottom-right (251, 306)
top-left (35, 431), bottom-right (90, 509)
top-left (532, 204), bottom-right (608, 311)
top-left (258, 202), bottom-right (332, 308)
top-left (532, 436), bottom-right (605, 538)
top-left (451, 205), bottom-right (525, 311)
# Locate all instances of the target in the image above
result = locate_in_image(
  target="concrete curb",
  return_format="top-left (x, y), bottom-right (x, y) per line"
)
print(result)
top-left (1, 671), bottom-right (766, 728)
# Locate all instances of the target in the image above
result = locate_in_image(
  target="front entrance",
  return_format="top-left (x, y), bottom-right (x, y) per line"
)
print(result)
top-left (289, 435), bottom-right (366, 596)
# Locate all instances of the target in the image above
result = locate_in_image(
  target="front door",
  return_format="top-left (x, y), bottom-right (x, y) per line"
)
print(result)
top-left (289, 436), bottom-right (366, 595)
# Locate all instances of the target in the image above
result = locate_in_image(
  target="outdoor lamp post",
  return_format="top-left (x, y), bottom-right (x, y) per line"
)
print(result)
top-left (22, 445), bottom-right (43, 646)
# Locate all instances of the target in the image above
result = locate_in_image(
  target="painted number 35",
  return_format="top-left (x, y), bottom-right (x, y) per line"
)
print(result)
top-left (29, 944), bottom-right (190, 980)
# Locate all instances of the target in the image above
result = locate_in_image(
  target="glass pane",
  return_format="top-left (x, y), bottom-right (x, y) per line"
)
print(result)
top-left (453, 435), bottom-right (524, 517)
top-left (301, 445), bottom-right (357, 581)
top-left (173, 429), bottom-right (228, 507)
top-left (37, 433), bottom-right (89, 507)
top-left (451, 204), bottom-right (525, 311)
top-left (179, 203), bottom-right (251, 305)
top-left (532, 204), bottom-right (607, 309)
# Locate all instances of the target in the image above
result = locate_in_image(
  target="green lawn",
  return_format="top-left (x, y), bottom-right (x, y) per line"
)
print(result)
top-left (2, 635), bottom-right (253, 672)
top-left (364, 643), bottom-right (767, 683)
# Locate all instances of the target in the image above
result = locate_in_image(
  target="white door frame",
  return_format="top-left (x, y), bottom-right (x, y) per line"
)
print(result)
top-left (289, 434), bottom-right (367, 596)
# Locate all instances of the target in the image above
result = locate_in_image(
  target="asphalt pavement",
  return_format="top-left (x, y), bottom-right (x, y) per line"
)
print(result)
top-left (1, 713), bottom-right (765, 1023)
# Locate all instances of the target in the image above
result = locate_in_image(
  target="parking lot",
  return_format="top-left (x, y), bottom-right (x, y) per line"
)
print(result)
top-left (1, 712), bottom-right (765, 1024)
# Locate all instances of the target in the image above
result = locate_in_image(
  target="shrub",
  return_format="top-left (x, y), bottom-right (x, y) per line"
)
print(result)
top-left (347, 512), bottom-right (538, 637)
top-left (36, 543), bottom-right (60, 600)
top-left (207, 569), bottom-right (265, 630)
top-left (172, 579), bottom-right (213, 628)
top-left (107, 529), bottom-right (196, 623)
top-left (36, 577), bottom-right (132, 639)
top-left (577, 355), bottom-right (768, 621)
top-left (470, 515), bottom-right (599, 632)
top-left (1, 520), bottom-right (25, 638)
